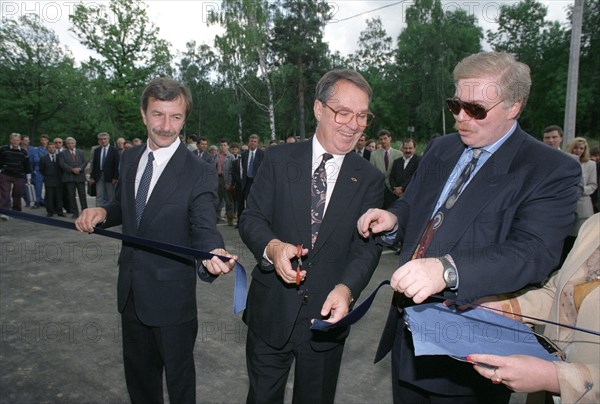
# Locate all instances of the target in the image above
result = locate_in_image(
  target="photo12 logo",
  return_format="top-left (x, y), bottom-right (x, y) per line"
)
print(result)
top-left (1, 1), bottom-right (102, 24)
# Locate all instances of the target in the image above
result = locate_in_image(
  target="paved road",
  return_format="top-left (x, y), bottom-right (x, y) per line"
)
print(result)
top-left (0, 200), bottom-right (395, 404)
top-left (0, 201), bottom-right (525, 403)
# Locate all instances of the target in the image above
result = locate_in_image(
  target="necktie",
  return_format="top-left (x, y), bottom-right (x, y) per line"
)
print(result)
top-left (413, 148), bottom-right (483, 259)
top-left (247, 151), bottom-right (255, 178)
top-left (71, 151), bottom-right (76, 162)
top-left (384, 150), bottom-right (389, 171)
top-left (310, 153), bottom-right (333, 247)
top-left (135, 152), bottom-right (154, 228)
top-left (100, 147), bottom-right (106, 171)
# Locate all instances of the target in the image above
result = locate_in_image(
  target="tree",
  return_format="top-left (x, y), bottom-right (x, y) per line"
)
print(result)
top-left (350, 17), bottom-right (394, 72)
top-left (395, 0), bottom-right (482, 141)
top-left (209, 0), bottom-right (277, 141)
top-left (178, 41), bottom-right (217, 137)
top-left (69, 0), bottom-right (173, 136)
top-left (271, 0), bottom-right (332, 139)
top-left (0, 15), bottom-right (78, 139)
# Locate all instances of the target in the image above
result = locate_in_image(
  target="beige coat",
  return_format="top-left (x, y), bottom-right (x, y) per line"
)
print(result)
top-left (507, 213), bottom-right (599, 403)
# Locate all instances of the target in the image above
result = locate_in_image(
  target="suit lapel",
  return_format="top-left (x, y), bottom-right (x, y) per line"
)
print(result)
top-left (313, 153), bottom-right (361, 251)
top-left (289, 142), bottom-right (313, 247)
top-left (122, 146), bottom-right (145, 231)
top-left (137, 144), bottom-right (187, 232)
top-left (435, 128), bottom-right (526, 243)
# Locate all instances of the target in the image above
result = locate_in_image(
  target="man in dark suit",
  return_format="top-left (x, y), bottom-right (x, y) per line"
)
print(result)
top-left (58, 136), bottom-right (88, 218)
top-left (354, 133), bottom-right (371, 160)
top-left (39, 143), bottom-right (65, 217)
top-left (238, 134), bottom-right (264, 220)
top-left (389, 138), bottom-right (420, 200)
top-left (90, 131), bottom-right (120, 206)
top-left (239, 69), bottom-right (384, 403)
top-left (194, 136), bottom-right (213, 162)
top-left (75, 78), bottom-right (236, 404)
top-left (358, 52), bottom-right (581, 403)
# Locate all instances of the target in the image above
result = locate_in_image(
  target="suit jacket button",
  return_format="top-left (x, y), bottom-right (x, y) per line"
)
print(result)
top-left (307, 262), bottom-right (313, 268)
top-left (297, 290), bottom-right (304, 295)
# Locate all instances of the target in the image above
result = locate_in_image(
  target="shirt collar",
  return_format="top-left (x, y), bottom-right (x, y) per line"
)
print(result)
top-left (312, 136), bottom-right (345, 166)
top-left (144, 138), bottom-right (180, 165)
top-left (476, 121), bottom-right (517, 155)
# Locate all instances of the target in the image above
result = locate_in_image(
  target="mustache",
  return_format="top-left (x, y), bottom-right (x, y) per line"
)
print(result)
top-left (152, 128), bottom-right (177, 137)
top-left (454, 123), bottom-right (471, 132)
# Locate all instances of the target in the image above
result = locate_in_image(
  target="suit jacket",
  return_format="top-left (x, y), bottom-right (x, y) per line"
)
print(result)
top-left (239, 140), bottom-right (385, 349)
top-left (369, 147), bottom-right (402, 190)
top-left (216, 152), bottom-right (235, 185)
top-left (355, 148), bottom-right (370, 161)
top-left (193, 149), bottom-right (213, 163)
top-left (58, 148), bottom-right (88, 183)
top-left (91, 145), bottom-right (120, 182)
top-left (375, 125), bottom-right (582, 395)
top-left (39, 153), bottom-right (62, 187)
top-left (240, 148), bottom-right (264, 188)
top-left (102, 143), bottom-right (224, 327)
top-left (389, 154), bottom-right (421, 192)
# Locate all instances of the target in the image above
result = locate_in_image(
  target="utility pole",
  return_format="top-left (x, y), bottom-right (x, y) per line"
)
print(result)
top-left (563, 0), bottom-right (585, 149)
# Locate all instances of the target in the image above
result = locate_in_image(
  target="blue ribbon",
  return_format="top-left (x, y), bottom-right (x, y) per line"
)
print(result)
top-left (0, 208), bottom-right (247, 314)
top-left (310, 279), bottom-right (600, 337)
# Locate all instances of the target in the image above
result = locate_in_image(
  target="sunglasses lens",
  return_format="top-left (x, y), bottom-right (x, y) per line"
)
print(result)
top-left (446, 98), bottom-right (487, 120)
top-left (464, 103), bottom-right (486, 120)
top-left (446, 99), bottom-right (461, 115)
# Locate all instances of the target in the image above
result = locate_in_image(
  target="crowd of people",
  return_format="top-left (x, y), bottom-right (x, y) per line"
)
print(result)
top-left (1, 51), bottom-right (599, 404)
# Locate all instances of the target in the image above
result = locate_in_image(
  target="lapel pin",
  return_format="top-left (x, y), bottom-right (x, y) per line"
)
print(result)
top-left (351, 177), bottom-right (358, 182)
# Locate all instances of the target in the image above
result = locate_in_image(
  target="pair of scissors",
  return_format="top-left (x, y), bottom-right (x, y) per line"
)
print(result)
top-left (295, 244), bottom-right (303, 285)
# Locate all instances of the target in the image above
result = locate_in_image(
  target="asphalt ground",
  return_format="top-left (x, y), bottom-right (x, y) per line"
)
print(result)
top-left (0, 198), bottom-right (525, 403)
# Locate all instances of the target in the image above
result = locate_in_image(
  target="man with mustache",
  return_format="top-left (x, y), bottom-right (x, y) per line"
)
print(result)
top-left (76, 77), bottom-right (236, 403)
top-left (357, 52), bottom-right (582, 403)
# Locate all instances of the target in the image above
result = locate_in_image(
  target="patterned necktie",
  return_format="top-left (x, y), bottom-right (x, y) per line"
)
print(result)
top-left (413, 148), bottom-right (483, 259)
top-left (384, 150), bottom-right (389, 171)
top-left (135, 152), bottom-right (154, 228)
top-left (310, 153), bottom-right (333, 247)
top-left (444, 148), bottom-right (483, 210)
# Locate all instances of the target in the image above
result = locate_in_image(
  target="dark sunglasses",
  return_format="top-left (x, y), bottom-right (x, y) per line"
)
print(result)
top-left (446, 98), bottom-right (503, 120)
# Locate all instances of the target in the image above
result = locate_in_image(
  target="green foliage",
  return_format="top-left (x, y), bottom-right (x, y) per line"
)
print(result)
top-left (1, 0), bottom-right (598, 147)
top-left (69, 0), bottom-right (173, 141)
top-left (0, 15), bottom-right (80, 141)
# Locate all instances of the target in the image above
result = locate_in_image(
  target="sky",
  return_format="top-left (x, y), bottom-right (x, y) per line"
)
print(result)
top-left (0, 0), bottom-right (575, 63)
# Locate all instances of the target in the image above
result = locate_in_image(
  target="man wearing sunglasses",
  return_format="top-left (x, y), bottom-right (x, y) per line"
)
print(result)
top-left (358, 52), bottom-right (582, 403)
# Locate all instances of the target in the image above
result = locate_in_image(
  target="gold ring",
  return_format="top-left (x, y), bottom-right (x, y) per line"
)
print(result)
top-left (491, 368), bottom-right (502, 384)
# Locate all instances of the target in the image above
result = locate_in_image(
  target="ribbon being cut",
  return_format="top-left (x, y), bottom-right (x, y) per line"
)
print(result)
top-left (0, 208), bottom-right (247, 314)
top-left (312, 280), bottom-right (598, 363)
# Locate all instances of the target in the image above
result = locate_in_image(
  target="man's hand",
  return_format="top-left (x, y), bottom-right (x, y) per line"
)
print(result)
top-left (319, 284), bottom-right (352, 323)
top-left (392, 187), bottom-right (404, 197)
top-left (357, 208), bottom-right (398, 238)
top-left (203, 248), bottom-right (238, 275)
top-left (75, 208), bottom-right (107, 233)
top-left (266, 239), bottom-right (309, 284)
top-left (88, 178), bottom-right (95, 184)
top-left (72, 167), bottom-right (81, 174)
top-left (390, 258), bottom-right (446, 304)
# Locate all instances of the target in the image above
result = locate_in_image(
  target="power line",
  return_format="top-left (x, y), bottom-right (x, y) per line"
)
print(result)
top-left (335, 1), bottom-right (406, 22)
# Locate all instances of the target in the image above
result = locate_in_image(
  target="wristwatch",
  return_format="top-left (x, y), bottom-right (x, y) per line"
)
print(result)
top-left (440, 255), bottom-right (458, 289)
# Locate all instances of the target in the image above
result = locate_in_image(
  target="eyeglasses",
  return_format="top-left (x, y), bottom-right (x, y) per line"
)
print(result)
top-left (321, 101), bottom-right (375, 128)
top-left (446, 98), bottom-right (503, 120)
